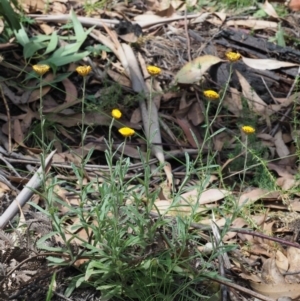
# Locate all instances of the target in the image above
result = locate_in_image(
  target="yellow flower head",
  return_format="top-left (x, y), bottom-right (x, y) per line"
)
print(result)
top-left (203, 90), bottom-right (219, 100)
top-left (242, 126), bottom-right (255, 135)
top-left (76, 65), bottom-right (92, 77)
top-left (225, 52), bottom-right (241, 62)
top-left (147, 65), bottom-right (161, 76)
top-left (111, 109), bottom-right (122, 119)
top-left (32, 64), bottom-right (50, 76)
top-left (119, 127), bottom-right (135, 137)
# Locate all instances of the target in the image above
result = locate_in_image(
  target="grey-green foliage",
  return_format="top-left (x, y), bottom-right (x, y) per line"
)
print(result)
top-left (32, 148), bottom-right (218, 300)
top-left (13, 10), bottom-right (109, 72)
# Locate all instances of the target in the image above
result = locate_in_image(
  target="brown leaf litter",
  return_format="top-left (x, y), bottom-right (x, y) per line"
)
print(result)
top-left (1, 0), bottom-right (300, 299)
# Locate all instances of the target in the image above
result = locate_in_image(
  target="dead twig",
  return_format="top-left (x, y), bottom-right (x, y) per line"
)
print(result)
top-left (0, 150), bottom-right (56, 229)
top-left (205, 275), bottom-right (275, 301)
top-left (0, 83), bottom-right (11, 152)
top-left (270, 66), bottom-right (300, 136)
top-left (184, 9), bottom-right (192, 62)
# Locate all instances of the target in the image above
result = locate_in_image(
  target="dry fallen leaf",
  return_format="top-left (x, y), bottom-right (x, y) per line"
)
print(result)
top-left (180, 188), bottom-right (231, 205)
top-left (176, 117), bottom-right (203, 148)
top-left (223, 87), bottom-right (242, 116)
top-left (62, 78), bottom-right (78, 103)
top-left (286, 247), bottom-right (300, 284)
top-left (39, 23), bottom-right (55, 34)
top-left (187, 101), bottom-right (204, 126)
top-left (274, 130), bottom-right (290, 158)
top-left (21, 0), bottom-right (45, 12)
top-left (242, 57), bottom-right (299, 70)
top-left (251, 281), bottom-right (300, 299)
top-left (262, 0), bottom-right (279, 18)
top-left (174, 55), bottom-right (224, 84)
top-left (238, 188), bottom-right (279, 205)
top-left (236, 70), bottom-right (267, 116)
top-left (13, 119), bottom-right (25, 147)
top-left (276, 250), bottom-right (289, 273)
top-left (262, 257), bottom-right (285, 284)
top-left (225, 19), bottom-right (278, 30)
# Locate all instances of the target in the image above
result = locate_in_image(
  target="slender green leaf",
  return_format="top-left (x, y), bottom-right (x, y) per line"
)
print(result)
top-left (41, 51), bottom-right (91, 67)
top-left (13, 24), bottom-right (29, 47)
top-left (45, 273), bottom-right (56, 301)
top-left (50, 72), bottom-right (72, 83)
top-left (51, 42), bottom-right (82, 58)
top-left (31, 35), bottom-right (51, 42)
top-left (1, 0), bottom-right (20, 30)
top-left (44, 31), bottom-right (58, 55)
top-left (71, 9), bottom-right (85, 40)
top-left (46, 256), bottom-right (66, 263)
top-left (23, 41), bottom-right (45, 59)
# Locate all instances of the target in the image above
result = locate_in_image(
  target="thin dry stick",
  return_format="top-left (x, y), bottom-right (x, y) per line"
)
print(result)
top-left (0, 154), bottom-right (21, 177)
top-left (270, 66), bottom-right (300, 136)
top-left (261, 76), bottom-right (278, 104)
top-left (150, 212), bottom-right (300, 249)
top-left (205, 275), bottom-right (275, 301)
top-left (230, 228), bottom-right (300, 249)
top-left (184, 9), bottom-right (192, 62)
top-left (30, 13), bottom-right (202, 29)
top-left (0, 83), bottom-right (11, 152)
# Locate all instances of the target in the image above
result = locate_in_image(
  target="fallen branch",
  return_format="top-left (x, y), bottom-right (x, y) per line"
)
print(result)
top-left (0, 150), bottom-right (56, 229)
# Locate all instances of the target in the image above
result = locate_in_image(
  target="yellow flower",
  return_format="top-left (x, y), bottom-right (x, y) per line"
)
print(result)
top-left (203, 90), bottom-right (219, 100)
top-left (112, 109), bottom-right (122, 119)
top-left (32, 64), bottom-right (50, 76)
top-left (147, 65), bottom-right (161, 76)
top-left (225, 52), bottom-right (241, 62)
top-left (76, 65), bottom-right (92, 77)
top-left (118, 127), bottom-right (135, 137)
top-left (242, 126), bottom-right (255, 135)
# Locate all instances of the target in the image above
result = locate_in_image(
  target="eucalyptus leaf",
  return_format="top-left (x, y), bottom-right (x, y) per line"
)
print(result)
top-left (174, 55), bottom-right (224, 84)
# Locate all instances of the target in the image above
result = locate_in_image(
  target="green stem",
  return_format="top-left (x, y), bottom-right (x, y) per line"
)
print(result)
top-left (39, 75), bottom-right (46, 189)
top-left (242, 135), bottom-right (248, 191)
top-left (39, 75), bottom-right (45, 152)
top-left (81, 76), bottom-right (87, 162)
top-left (148, 76), bottom-right (153, 145)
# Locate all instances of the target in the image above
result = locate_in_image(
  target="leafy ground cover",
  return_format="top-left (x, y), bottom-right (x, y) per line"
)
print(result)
top-left (1, 0), bottom-right (300, 300)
